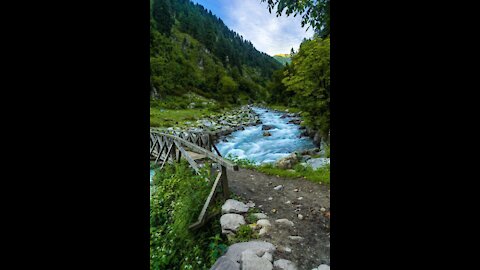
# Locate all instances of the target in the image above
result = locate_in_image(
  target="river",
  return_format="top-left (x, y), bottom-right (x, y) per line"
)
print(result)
top-left (216, 107), bottom-right (315, 164)
top-left (150, 107), bottom-right (315, 183)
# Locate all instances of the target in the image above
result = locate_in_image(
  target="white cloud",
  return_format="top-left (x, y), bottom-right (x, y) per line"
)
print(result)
top-left (222, 0), bottom-right (314, 56)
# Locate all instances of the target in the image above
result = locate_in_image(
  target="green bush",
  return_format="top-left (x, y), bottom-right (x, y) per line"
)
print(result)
top-left (150, 161), bottom-right (228, 270)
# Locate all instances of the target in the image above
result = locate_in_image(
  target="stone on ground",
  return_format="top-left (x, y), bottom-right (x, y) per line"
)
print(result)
top-left (273, 185), bottom-right (283, 190)
top-left (262, 252), bottom-right (273, 262)
top-left (209, 256), bottom-right (240, 270)
top-left (224, 241), bottom-right (276, 263)
top-left (241, 250), bottom-right (273, 270)
top-left (256, 219), bottom-right (272, 228)
top-left (275, 153), bottom-right (298, 169)
top-left (273, 259), bottom-right (298, 270)
top-left (222, 199), bottom-right (249, 214)
top-left (288, 236), bottom-right (304, 241)
top-left (275, 219), bottom-right (294, 227)
top-left (312, 264), bottom-right (330, 270)
top-left (252, 213), bottom-right (268, 219)
top-left (221, 214), bottom-right (246, 234)
top-left (306, 158), bottom-right (330, 170)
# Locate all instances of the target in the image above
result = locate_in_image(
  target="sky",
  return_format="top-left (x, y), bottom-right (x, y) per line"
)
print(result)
top-left (191, 0), bottom-right (314, 56)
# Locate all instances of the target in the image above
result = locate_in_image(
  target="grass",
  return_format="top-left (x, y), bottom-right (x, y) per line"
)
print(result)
top-left (150, 107), bottom-right (217, 128)
top-left (150, 161), bottom-right (229, 270)
top-left (150, 93), bottom-right (226, 128)
top-left (267, 104), bottom-right (302, 114)
top-left (226, 154), bottom-right (330, 185)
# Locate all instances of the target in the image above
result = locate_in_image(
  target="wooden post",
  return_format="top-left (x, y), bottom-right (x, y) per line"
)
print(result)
top-left (220, 165), bottom-right (229, 199)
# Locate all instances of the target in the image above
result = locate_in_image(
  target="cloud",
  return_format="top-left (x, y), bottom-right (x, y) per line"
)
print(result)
top-left (221, 0), bottom-right (314, 56)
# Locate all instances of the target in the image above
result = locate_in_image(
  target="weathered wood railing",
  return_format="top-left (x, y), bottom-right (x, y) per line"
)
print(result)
top-left (150, 129), bottom-right (238, 230)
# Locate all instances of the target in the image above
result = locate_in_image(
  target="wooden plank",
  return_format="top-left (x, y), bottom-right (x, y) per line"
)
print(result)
top-left (189, 171), bottom-right (223, 230)
top-left (151, 132), bottom-right (238, 171)
top-left (174, 141), bottom-right (200, 174)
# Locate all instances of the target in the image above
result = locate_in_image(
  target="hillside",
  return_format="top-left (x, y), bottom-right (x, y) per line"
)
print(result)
top-left (273, 54), bottom-right (292, 65)
top-left (150, 0), bottom-right (283, 105)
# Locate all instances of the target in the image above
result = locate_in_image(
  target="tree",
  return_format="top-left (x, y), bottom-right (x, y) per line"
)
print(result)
top-left (152, 0), bottom-right (174, 35)
top-left (261, 0), bottom-right (330, 37)
top-left (283, 36), bottom-right (330, 139)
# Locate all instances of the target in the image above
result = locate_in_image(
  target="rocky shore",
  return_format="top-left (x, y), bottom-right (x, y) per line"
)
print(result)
top-left (151, 105), bottom-right (262, 141)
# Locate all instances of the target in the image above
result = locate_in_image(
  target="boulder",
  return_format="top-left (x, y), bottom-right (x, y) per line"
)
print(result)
top-left (252, 213), bottom-right (268, 219)
top-left (273, 259), bottom-right (298, 270)
top-left (275, 153), bottom-right (298, 169)
top-left (220, 214), bottom-right (246, 234)
top-left (224, 241), bottom-right (276, 263)
top-left (262, 252), bottom-right (273, 262)
top-left (306, 158), bottom-right (330, 170)
top-left (262, 125), bottom-right (275, 130)
top-left (241, 250), bottom-right (273, 270)
top-left (263, 131), bottom-right (272, 137)
top-left (222, 199), bottom-right (249, 214)
top-left (210, 256), bottom-right (240, 270)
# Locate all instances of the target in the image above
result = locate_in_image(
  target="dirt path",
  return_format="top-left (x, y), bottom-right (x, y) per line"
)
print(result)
top-left (227, 168), bottom-right (330, 270)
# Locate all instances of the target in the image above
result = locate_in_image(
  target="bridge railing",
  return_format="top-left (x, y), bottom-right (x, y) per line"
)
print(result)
top-left (150, 130), bottom-right (238, 230)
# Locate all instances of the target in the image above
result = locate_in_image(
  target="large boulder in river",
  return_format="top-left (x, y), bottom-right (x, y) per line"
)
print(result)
top-left (276, 153), bottom-right (298, 169)
top-left (262, 125), bottom-right (275, 130)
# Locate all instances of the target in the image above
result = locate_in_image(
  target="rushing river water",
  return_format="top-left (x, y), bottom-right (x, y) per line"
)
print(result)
top-left (150, 107), bottom-right (316, 183)
top-left (216, 107), bottom-right (315, 164)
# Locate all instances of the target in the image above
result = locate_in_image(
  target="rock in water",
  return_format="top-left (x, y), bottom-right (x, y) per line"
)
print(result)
top-left (222, 199), bottom-right (249, 214)
top-left (224, 241), bottom-right (276, 263)
top-left (273, 259), bottom-right (298, 270)
top-left (221, 214), bottom-right (246, 234)
top-left (262, 125), bottom-right (275, 130)
top-left (241, 250), bottom-right (273, 270)
top-left (210, 256), bottom-right (240, 270)
top-left (263, 131), bottom-right (272, 137)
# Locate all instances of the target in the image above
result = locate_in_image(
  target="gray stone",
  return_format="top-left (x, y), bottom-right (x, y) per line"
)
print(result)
top-left (273, 259), bottom-right (298, 270)
top-left (273, 185), bottom-right (283, 191)
top-left (315, 265), bottom-right (330, 270)
top-left (222, 199), bottom-right (249, 214)
top-left (209, 256), bottom-right (240, 270)
top-left (252, 213), bottom-right (268, 219)
top-left (225, 241), bottom-right (276, 263)
top-left (220, 214), bottom-right (246, 234)
top-left (288, 236), bottom-right (304, 241)
top-left (256, 219), bottom-right (272, 228)
top-left (241, 250), bottom-right (273, 270)
top-left (262, 252), bottom-right (273, 262)
top-left (275, 219), bottom-right (294, 226)
top-left (306, 158), bottom-right (330, 170)
top-left (276, 153), bottom-right (298, 169)
top-left (262, 125), bottom-right (275, 130)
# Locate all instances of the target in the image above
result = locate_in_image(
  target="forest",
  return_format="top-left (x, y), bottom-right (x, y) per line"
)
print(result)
top-left (150, 0), bottom-right (330, 138)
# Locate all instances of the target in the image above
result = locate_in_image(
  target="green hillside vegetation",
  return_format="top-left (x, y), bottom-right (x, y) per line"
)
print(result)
top-left (150, 0), bottom-right (282, 106)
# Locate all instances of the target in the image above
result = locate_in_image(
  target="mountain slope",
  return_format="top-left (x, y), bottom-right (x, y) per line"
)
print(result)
top-left (150, 0), bottom-right (283, 105)
top-left (273, 54), bottom-right (292, 65)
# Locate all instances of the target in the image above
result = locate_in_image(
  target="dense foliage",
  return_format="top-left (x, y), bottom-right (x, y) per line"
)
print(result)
top-left (267, 36), bottom-right (330, 140)
top-left (261, 0), bottom-right (330, 37)
top-left (150, 161), bottom-right (227, 270)
top-left (150, 0), bottom-right (282, 105)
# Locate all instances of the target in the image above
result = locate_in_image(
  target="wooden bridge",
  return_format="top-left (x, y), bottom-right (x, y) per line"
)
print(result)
top-left (150, 129), bottom-right (238, 229)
